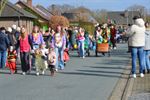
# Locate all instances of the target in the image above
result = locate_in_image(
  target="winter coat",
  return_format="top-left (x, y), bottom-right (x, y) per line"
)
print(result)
top-left (144, 28), bottom-right (150, 50)
top-left (0, 32), bottom-right (10, 51)
top-left (7, 32), bottom-right (17, 46)
top-left (126, 18), bottom-right (145, 47)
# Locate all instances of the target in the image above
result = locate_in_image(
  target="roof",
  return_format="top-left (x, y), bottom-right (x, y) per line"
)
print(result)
top-left (36, 5), bottom-right (53, 18)
top-left (0, 2), bottom-right (36, 19)
top-left (107, 11), bottom-right (141, 25)
top-left (16, 1), bottom-right (50, 21)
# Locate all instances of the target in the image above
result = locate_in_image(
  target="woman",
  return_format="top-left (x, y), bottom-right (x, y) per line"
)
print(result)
top-left (126, 16), bottom-right (145, 78)
top-left (30, 26), bottom-right (45, 66)
top-left (30, 26), bottom-right (45, 49)
top-left (52, 25), bottom-right (66, 71)
top-left (18, 26), bottom-right (32, 75)
top-left (143, 22), bottom-right (150, 74)
top-left (77, 27), bottom-right (85, 58)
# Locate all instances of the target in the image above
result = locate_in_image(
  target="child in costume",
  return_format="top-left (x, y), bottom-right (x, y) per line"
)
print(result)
top-left (6, 46), bottom-right (17, 74)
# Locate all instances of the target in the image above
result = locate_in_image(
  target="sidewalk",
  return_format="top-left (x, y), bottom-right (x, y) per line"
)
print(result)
top-left (122, 68), bottom-right (150, 100)
top-left (123, 70), bottom-right (150, 100)
top-left (108, 59), bottom-right (150, 100)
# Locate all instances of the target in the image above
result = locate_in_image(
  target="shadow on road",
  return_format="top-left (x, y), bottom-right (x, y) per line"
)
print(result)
top-left (59, 71), bottom-right (128, 79)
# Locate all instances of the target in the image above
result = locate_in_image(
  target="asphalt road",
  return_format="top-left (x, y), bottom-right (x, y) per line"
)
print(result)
top-left (0, 43), bottom-right (130, 100)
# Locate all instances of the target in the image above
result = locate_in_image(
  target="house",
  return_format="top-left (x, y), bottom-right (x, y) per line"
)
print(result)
top-left (0, 1), bottom-right (36, 33)
top-left (16, 0), bottom-right (52, 30)
top-left (107, 11), bottom-right (141, 25)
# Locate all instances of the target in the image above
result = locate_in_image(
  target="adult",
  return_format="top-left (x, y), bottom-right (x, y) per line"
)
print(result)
top-left (0, 27), bottom-right (10, 68)
top-left (52, 25), bottom-right (66, 71)
top-left (143, 22), bottom-right (150, 74)
top-left (30, 26), bottom-right (45, 66)
top-left (126, 16), bottom-right (145, 78)
top-left (17, 26), bottom-right (33, 75)
top-left (30, 26), bottom-right (45, 49)
top-left (7, 27), bottom-right (17, 48)
top-left (43, 30), bottom-right (52, 48)
top-left (110, 24), bottom-right (117, 49)
top-left (77, 27), bottom-right (85, 58)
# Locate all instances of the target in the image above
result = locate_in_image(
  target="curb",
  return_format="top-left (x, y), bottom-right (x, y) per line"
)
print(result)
top-left (108, 63), bottom-right (132, 100)
top-left (122, 75), bottom-right (134, 100)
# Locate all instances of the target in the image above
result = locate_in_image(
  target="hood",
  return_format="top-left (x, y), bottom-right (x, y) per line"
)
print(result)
top-left (135, 18), bottom-right (145, 27)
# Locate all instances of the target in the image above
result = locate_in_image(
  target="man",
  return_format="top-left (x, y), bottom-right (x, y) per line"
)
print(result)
top-left (126, 16), bottom-right (145, 78)
top-left (0, 27), bottom-right (10, 68)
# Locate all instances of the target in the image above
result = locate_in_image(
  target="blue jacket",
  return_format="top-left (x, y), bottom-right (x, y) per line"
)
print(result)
top-left (0, 32), bottom-right (10, 51)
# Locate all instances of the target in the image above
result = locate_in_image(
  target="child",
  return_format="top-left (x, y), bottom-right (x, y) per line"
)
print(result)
top-left (6, 46), bottom-right (17, 74)
top-left (47, 47), bottom-right (56, 76)
top-left (34, 45), bottom-right (47, 76)
top-left (39, 44), bottom-right (48, 69)
top-left (63, 48), bottom-right (70, 66)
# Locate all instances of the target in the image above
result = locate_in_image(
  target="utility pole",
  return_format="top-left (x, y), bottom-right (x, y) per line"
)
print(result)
top-left (0, 0), bottom-right (8, 16)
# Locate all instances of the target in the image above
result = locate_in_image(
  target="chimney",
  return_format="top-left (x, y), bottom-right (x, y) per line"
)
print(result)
top-left (27, 0), bottom-right (32, 7)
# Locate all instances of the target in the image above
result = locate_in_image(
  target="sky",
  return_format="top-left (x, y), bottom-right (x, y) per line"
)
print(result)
top-left (10, 0), bottom-right (150, 11)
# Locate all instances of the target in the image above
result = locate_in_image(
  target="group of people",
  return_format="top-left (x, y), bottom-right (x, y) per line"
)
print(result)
top-left (0, 24), bottom-right (92, 76)
top-left (1, 16), bottom-right (148, 78)
top-left (126, 16), bottom-right (150, 78)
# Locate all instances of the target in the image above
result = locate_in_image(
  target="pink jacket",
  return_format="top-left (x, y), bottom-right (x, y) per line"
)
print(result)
top-left (20, 35), bottom-right (30, 52)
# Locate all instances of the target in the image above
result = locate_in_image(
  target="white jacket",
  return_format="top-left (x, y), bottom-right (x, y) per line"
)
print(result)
top-left (127, 18), bottom-right (145, 47)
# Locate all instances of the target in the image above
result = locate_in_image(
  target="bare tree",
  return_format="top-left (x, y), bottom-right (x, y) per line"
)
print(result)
top-left (92, 9), bottom-right (108, 24)
top-left (127, 4), bottom-right (147, 20)
top-left (48, 4), bottom-right (74, 15)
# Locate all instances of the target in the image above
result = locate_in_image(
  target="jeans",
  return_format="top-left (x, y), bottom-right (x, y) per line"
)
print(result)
top-left (20, 52), bottom-right (30, 72)
top-left (131, 47), bottom-right (144, 74)
top-left (55, 47), bottom-right (64, 70)
top-left (143, 50), bottom-right (150, 70)
top-left (0, 50), bottom-right (7, 68)
top-left (78, 40), bottom-right (85, 57)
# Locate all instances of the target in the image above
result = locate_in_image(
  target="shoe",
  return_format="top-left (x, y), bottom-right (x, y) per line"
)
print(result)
top-left (41, 71), bottom-right (45, 75)
top-left (36, 72), bottom-right (39, 76)
top-left (113, 47), bottom-right (117, 50)
top-left (14, 70), bottom-right (17, 74)
top-left (55, 69), bottom-right (58, 72)
top-left (140, 73), bottom-right (144, 78)
top-left (22, 72), bottom-right (26, 75)
top-left (10, 71), bottom-right (14, 75)
top-left (132, 74), bottom-right (136, 78)
top-left (147, 69), bottom-right (150, 74)
top-left (82, 56), bottom-right (85, 59)
top-left (143, 70), bottom-right (146, 74)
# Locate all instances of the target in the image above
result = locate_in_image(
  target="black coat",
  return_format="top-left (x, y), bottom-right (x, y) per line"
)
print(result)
top-left (0, 32), bottom-right (10, 51)
top-left (7, 32), bottom-right (16, 46)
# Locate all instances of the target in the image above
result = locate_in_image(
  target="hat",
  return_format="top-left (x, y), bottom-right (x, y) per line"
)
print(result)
top-left (17, 27), bottom-right (21, 31)
top-left (7, 27), bottom-right (12, 33)
top-left (133, 16), bottom-right (141, 20)
top-left (12, 24), bottom-right (17, 29)
top-left (0, 27), bottom-right (6, 31)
